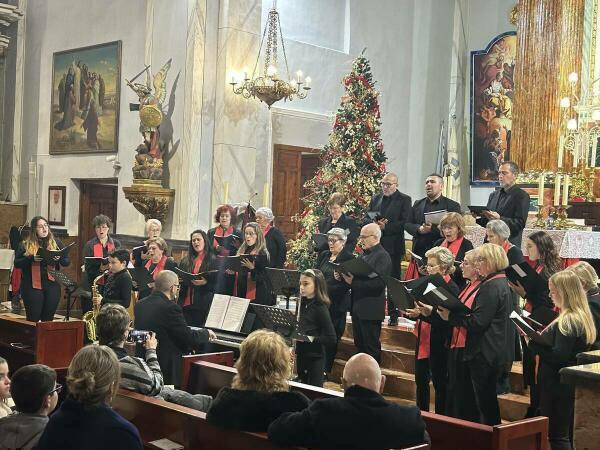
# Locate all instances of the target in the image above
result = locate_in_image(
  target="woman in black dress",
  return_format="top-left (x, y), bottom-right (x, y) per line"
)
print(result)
top-left (207, 205), bottom-right (242, 295)
top-left (137, 237), bottom-right (177, 301)
top-left (255, 207), bottom-right (286, 269)
top-left (234, 222), bottom-right (271, 305)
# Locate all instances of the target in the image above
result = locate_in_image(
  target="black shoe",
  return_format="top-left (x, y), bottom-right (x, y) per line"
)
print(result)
top-left (388, 318), bottom-right (398, 326)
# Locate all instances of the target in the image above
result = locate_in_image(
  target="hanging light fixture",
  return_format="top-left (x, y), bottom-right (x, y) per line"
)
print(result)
top-left (230, 1), bottom-right (311, 108)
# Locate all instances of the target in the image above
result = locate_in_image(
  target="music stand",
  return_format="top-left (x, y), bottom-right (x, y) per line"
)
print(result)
top-left (250, 304), bottom-right (309, 342)
top-left (49, 270), bottom-right (90, 321)
top-left (265, 268), bottom-right (301, 310)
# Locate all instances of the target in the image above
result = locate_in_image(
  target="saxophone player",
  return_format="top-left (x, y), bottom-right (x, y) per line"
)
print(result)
top-left (101, 249), bottom-right (133, 308)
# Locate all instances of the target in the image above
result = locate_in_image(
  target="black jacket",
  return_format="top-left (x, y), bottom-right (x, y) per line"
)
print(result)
top-left (264, 227), bottom-right (287, 269)
top-left (433, 237), bottom-right (474, 290)
top-left (177, 255), bottom-right (216, 314)
top-left (134, 291), bottom-right (210, 386)
top-left (206, 388), bottom-right (310, 432)
top-left (316, 250), bottom-right (353, 313)
top-left (14, 238), bottom-right (71, 289)
top-left (317, 213), bottom-right (359, 253)
top-left (506, 244), bottom-right (524, 266)
top-left (82, 236), bottom-right (121, 290)
top-left (476, 185), bottom-right (530, 246)
top-left (297, 297), bottom-right (337, 358)
top-left (207, 227), bottom-right (243, 256)
top-left (587, 287), bottom-right (600, 350)
top-left (350, 244), bottom-right (392, 321)
top-left (234, 251), bottom-right (273, 305)
top-left (449, 272), bottom-right (513, 367)
top-left (406, 196), bottom-right (461, 257)
top-left (137, 257), bottom-right (178, 301)
top-left (268, 385), bottom-right (429, 450)
top-left (101, 269), bottom-right (132, 308)
top-left (368, 190), bottom-right (412, 256)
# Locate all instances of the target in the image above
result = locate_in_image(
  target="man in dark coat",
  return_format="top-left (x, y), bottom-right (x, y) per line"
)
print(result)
top-left (134, 270), bottom-right (216, 387)
top-left (268, 353), bottom-right (429, 450)
top-left (367, 172), bottom-right (411, 325)
top-left (476, 161), bottom-right (530, 247)
top-left (341, 224), bottom-right (391, 363)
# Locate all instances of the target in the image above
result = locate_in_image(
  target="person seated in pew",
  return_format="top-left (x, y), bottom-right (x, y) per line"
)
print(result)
top-left (268, 353), bottom-right (429, 450)
top-left (134, 270), bottom-right (217, 387)
top-left (0, 357), bottom-right (12, 418)
top-left (132, 219), bottom-right (162, 267)
top-left (97, 304), bottom-right (212, 412)
top-left (0, 364), bottom-right (58, 450)
top-left (100, 249), bottom-right (133, 308)
top-left (567, 261), bottom-right (600, 350)
top-left (37, 345), bottom-right (143, 450)
top-left (206, 329), bottom-right (310, 432)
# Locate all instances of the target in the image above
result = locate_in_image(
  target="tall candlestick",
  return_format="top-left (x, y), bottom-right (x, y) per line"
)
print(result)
top-left (558, 135), bottom-right (564, 168)
top-left (562, 175), bottom-right (570, 206)
top-left (223, 182), bottom-right (229, 204)
top-left (554, 174), bottom-right (562, 206)
top-left (537, 173), bottom-right (545, 206)
top-left (263, 182), bottom-right (269, 207)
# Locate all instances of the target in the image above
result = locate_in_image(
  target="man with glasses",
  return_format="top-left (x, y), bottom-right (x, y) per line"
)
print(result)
top-left (135, 270), bottom-right (217, 386)
top-left (475, 161), bottom-right (530, 246)
top-left (340, 223), bottom-right (391, 363)
top-left (367, 173), bottom-right (411, 326)
top-left (0, 364), bottom-right (58, 450)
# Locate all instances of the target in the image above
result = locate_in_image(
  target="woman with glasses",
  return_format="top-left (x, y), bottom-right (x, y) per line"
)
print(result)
top-left (234, 222), bottom-right (271, 304)
top-left (405, 246), bottom-right (459, 414)
top-left (437, 243), bottom-right (512, 425)
top-left (208, 204), bottom-right (242, 295)
top-left (138, 237), bottom-right (177, 301)
top-left (316, 193), bottom-right (359, 253)
top-left (82, 215), bottom-right (121, 314)
top-left (434, 212), bottom-right (474, 290)
top-left (255, 207), bottom-right (286, 269)
top-left (316, 227), bottom-right (354, 373)
top-left (132, 219), bottom-right (162, 267)
top-left (14, 216), bottom-right (71, 321)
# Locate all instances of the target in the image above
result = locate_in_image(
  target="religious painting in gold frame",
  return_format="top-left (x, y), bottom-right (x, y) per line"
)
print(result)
top-left (470, 32), bottom-right (517, 185)
top-left (49, 41), bottom-right (122, 155)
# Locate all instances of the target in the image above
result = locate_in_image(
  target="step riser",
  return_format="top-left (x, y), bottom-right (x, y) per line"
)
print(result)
top-left (336, 340), bottom-right (416, 373)
top-left (343, 322), bottom-right (417, 350)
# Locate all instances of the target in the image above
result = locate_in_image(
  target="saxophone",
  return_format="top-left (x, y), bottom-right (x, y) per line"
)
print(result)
top-left (83, 272), bottom-right (105, 342)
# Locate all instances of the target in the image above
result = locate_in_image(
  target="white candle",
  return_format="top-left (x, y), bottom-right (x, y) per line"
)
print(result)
top-left (558, 135), bottom-right (564, 168)
top-left (263, 182), bottom-right (269, 207)
top-left (223, 182), bottom-right (229, 204)
top-left (554, 174), bottom-right (562, 206)
top-left (562, 175), bottom-right (570, 206)
top-left (538, 173), bottom-right (545, 206)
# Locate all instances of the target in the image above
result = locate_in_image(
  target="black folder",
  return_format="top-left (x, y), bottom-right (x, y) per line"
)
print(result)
top-left (128, 267), bottom-right (154, 291)
top-left (311, 233), bottom-right (328, 248)
top-left (328, 257), bottom-right (377, 278)
top-left (510, 311), bottom-right (552, 346)
top-left (213, 235), bottom-right (242, 246)
top-left (383, 276), bottom-right (416, 310)
top-left (505, 262), bottom-right (548, 297)
top-left (216, 255), bottom-right (256, 272)
top-left (420, 283), bottom-right (471, 314)
top-left (468, 205), bottom-right (490, 216)
top-left (367, 211), bottom-right (382, 221)
top-left (173, 267), bottom-right (217, 282)
top-left (84, 256), bottom-right (109, 264)
top-left (38, 242), bottom-right (75, 265)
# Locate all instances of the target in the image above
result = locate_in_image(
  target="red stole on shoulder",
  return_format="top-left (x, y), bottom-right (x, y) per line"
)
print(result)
top-left (233, 249), bottom-right (258, 300)
top-left (145, 255), bottom-right (167, 280)
top-left (441, 237), bottom-right (464, 257)
top-left (262, 224), bottom-right (272, 237)
top-left (450, 280), bottom-right (482, 349)
top-left (501, 240), bottom-right (511, 254)
top-left (213, 226), bottom-right (234, 256)
top-left (93, 238), bottom-right (115, 257)
top-left (183, 253), bottom-right (205, 307)
top-left (32, 241), bottom-right (58, 289)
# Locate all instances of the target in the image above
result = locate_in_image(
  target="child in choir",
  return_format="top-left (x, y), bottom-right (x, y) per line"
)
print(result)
top-left (528, 271), bottom-right (596, 450)
top-left (295, 269), bottom-right (337, 387)
top-left (101, 249), bottom-right (133, 309)
top-left (0, 357), bottom-right (11, 418)
top-left (234, 222), bottom-right (271, 305)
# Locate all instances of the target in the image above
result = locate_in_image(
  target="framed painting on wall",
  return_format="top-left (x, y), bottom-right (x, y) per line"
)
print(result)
top-left (49, 41), bottom-right (122, 155)
top-left (48, 186), bottom-right (66, 226)
top-left (470, 32), bottom-right (517, 186)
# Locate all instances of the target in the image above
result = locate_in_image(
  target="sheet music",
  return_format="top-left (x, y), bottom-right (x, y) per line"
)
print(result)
top-left (431, 289), bottom-right (447, 301)
top-left (423, 282), bottom-right (437, 295)
top-left (512, 264), bottom-right (527, 277)
top-left (222, 296), bottom-right (250, 332)
top-left (204, 294), bottom-right (230, 329)
top-left (423, 209), bottom-right (447, 225)
top-left (510, 310), bottom-right (536, 335)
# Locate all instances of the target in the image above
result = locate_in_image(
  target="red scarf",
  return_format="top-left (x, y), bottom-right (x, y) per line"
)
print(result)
top-left (262, 223), bottom-right (272, 237)
top-left (93, 238), bottom-right (115, 257)
top-left (441, 236), bottom-right (464, 257)
top-left (213, 226), bottom-right (234, 256)
top-left (450, 280), bottom-right (482, 349)
top-left (502, 240), bottom-right (512, 254)
top-left (145, 255), bottom-right (167, 280)
top-left (233, 249), bottom-right (258, 300)
top-left (183, 253), bottom-right (205, 307)
top-left (31, 241), bottom-right (59, 289)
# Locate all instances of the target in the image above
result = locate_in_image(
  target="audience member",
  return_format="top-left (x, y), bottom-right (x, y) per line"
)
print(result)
top-left (0, 357), bottom-right (12, 418)
top-left (206, 330), bottom-right (310, 432)
top-left (0, 364), bottom-right (58, 450)
top-left (268, 353), bottom-right (429, 450)
top-left (97, 304), bottom-right (212, 411)
top-left (37, 345), bottom-right (143, 450)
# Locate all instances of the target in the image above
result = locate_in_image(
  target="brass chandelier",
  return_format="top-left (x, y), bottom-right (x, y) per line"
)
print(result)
top-left (230, 2), bottom-right (311, 108)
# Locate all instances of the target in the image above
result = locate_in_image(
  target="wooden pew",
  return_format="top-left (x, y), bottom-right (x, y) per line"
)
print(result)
top-left (182, 359), bottom-right (548, 450)
top-left (113, 389), bottom-right (429, 450)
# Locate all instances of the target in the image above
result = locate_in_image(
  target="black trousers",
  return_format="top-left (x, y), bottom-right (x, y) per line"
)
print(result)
top-left (540, 375), bottom-right (575, 450)
top-left (352, 318), bottom-right (382, 363)
top-left (21, 283), bottom-right (61, 322)
top-left (415, 358), bottom-right (431, 411)
top-left (430, 345), bottom-right (448, 415)
top-left (387, 252), bottom-right (402, 320)
top-left (325, 308), bottom-right (347, 372)
top-left (522, 342), bottom-right (540, 416)
top-left (447, 348), bottom-right (479, 422)
top-left (297, 353), bottom-right (325, 387)
top-left (469, 356), bottom-right (502, 425)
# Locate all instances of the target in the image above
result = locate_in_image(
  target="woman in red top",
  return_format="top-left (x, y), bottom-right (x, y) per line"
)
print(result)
top-left (434, 212), bottom-right (474, 290)
top-left (208, 205), bottom-right (242, 295)
top-left (138, 237), bottom-right (177, 301)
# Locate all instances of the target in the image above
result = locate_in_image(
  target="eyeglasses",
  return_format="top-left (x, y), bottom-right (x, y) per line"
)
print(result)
top-left (36, 224), bottom-right (49, 229)
top-left (96, 225), bottom-right (109, 230)
top-left (358, 234), bottom-right (375, 240)
top-left (48, 383), bottom-right (62, 395)
top-left (426, 263), bottom-right (439, 269)
top-left (327, 238), bottom-right (341, 244)
top-left (380, 182), bottom-right (396, 187)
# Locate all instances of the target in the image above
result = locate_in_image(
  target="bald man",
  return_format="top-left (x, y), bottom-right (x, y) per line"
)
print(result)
top-left (268, 353), bottom-right (429, 449)
top-left (340, 223), bottom-right (391, 362)
top-left (367, 173), bottom-right (412, 326)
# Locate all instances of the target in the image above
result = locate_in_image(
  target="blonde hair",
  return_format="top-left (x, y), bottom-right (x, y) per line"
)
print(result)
top-left (439, 212), bottom-right (466, 238)
top-left (567, 261), bottom-right (599, 291)
top-left (425, 246), bottom-right (456, 275)
top-left (549, 271), bottom-right (597, 345)
top-left (477, 243), bottom-right (509, 273)
top-left (463, 249), bottom-right (478, 265)
top-left (232, 330), bottom-right (291, 392)
top-left (238, 222), bottom-right (269, 259)
top-left (66, 345), bottom-right (120, 408)
top-left (23, 216), bottom-right (59, 256)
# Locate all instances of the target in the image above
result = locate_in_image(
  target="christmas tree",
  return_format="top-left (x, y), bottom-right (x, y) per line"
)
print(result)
top-left (287, 54), bottom-right (387, 270)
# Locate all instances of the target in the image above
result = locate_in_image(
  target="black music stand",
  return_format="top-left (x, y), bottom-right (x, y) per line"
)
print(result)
top-left (49, 270), bottom-right (90, 321)
top-left (265, 268), bottom-right (301, 310)
top-left (250, 304), bottom-right (309, 342)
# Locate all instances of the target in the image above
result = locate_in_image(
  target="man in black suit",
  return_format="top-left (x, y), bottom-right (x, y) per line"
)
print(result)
top-left (134, 270), bottom-right (216, 387)
top-left (368, 172), bottom-right (411, 325)
top-left (406, 173), bottom-right (461, 258)
top-left (268, 353), bottom-right (429, 449)
top-left (476, 161), bottom-right (530, 246)
top-left (340, 223), bottom-right (391, 363)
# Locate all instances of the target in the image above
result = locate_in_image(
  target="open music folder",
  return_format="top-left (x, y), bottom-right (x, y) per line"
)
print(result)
top-left (38, 241), bottom-right (75, 264)
top-left (420, 282), bottom-right (471, 314)
top-left (510, 311), bottom-right (552, 346)
top-left (383, 276), bottom-right (416, 311)
top-left (505, 262), bottom-right (548, 297)
top-left (173, 267), bottom-right (217, 283)
top-left (204, 294), bottom-right (250, 333)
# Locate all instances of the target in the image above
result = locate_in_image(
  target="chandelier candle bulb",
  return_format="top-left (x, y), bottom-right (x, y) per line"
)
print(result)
top-left (554, 174), bottom-right (562, 206)
top-left (305, 76), bottom-right (311, 88)
top-left (568, 72), bottom-right (578, 84)
top-left (562, 175), bottom-right (570, 206)
top-left (560, 97), bottom-right (570, 108)
top-left (296, 70), bottom-right (303, 83)
top-left (537, 173), bottom-right (545, 206)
